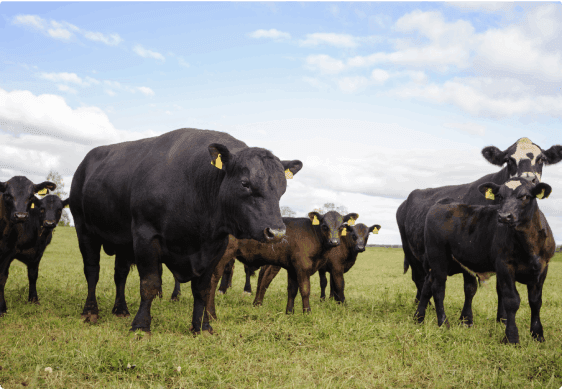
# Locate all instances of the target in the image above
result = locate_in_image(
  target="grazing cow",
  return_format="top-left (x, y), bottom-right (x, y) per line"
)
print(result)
top-left (0, 177), bottom-right (57, 315)
top-left (318, 223), bottom-right (381, 302)
top-left (415, 178), bottom-right (555, 345)
top-left (396, 138), bottom-right (561, 325)
top-left (251, 211), bottom-right (359, 311)
top-left (69, 128), bottom-right (302, 333)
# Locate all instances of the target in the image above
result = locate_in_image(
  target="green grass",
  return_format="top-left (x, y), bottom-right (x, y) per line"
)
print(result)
top-left (0, 227), bottom-right (561, 388)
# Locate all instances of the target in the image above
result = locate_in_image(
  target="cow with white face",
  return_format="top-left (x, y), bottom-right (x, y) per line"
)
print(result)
top-left (396, 137), bottom-right (561, 326)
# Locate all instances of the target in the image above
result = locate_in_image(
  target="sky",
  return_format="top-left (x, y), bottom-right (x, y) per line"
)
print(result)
top-left (0, 1), bottom-right (562, 245)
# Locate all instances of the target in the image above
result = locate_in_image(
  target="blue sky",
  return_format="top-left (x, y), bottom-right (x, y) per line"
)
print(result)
top-left (0, 2), bottom-right (562, 244)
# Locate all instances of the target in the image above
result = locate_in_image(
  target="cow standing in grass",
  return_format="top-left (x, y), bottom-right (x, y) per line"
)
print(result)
top-left (69, 128), bottom-right (302, 334)
top-left (397, 138), bottom-right (561, 325)
top-left (0, 177), bottom-right (57, 315)
top-left (415, 178), bottom-right (555, 344)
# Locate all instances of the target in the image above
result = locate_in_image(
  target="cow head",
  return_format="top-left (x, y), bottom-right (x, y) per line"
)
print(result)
top-left (0, 177), bottom-right (56, 223)
top-left (35, 195), bottom-right (69, 229)
top-left (209, 143), bottom-right (302, 243)
top-left (482, 138), bottom-right (562, 184)
top-left (309, 211), bottom-right (359, 248)
top-left (344, 223), bottom-right (381, 252)
top-left (478, 178), bottom-right (551, 228)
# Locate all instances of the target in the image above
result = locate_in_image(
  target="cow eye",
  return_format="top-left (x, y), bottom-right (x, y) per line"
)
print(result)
top-left (322, 225), bottom-right (329, 231)
top-left (520, 195), bottom-right (529, 201)
top-left (40, 209), bottom-right (45, 213)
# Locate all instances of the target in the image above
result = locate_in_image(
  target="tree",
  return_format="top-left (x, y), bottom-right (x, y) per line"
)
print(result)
top-left (44, 170), bottom-right (71, 226)
top-left (280, 206), bottom-right (296, 217)
top-left (308, 203), bottom-right (348, 216)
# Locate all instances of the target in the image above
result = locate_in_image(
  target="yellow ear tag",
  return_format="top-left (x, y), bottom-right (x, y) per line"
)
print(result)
top-left (211, 154), bottom-right (222, 169)
top-left (285, 169), bottom-right (293, 179)
top-left (536, 188), bottom-right (547, 199)
top-left (312, 215), bottom-right (320, 225)
top-left (37, 188), bottom-right (48, 195)
top-left (341, 228), bottom-right (347, 236)
top-left (31, 203), bottom-right (35, 209)
top-left (372, 227), bottom-right (379, 234)
top-left (347, 218), bottom-right (355, 226)
top-left (485, 188), bottom-right (495, 200)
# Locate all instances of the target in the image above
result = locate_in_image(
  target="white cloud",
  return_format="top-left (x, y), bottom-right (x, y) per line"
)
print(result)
top-left (371, 69), bottom-right (390, 84)
top-left (104, 89), bottom-right (116, 96)
top-left (446, 2), bottom-right (515, 13)
top-left (133, 44), bottom-right (165, 61)
top-left (300, 33), bottom-right (359, 48)
top-left (56, 85), bottom-right (77, 94)
top-left (306, 54), bottom-right (346, 75)
top-left (137, 86), bottom-right (155, 96)
top-left (12, 14), bottom-right (122, 46)
top-left (443, 122), bottom-right (485, 136)
top-left (249, 29), bottom-right (291, 40)
top-left (337, 76), bottom-right (369, 93)
top-left (40, 72), bottom-right (83, 85)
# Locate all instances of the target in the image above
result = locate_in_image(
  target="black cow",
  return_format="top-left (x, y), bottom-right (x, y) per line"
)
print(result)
top-left (0, 177), bottom-right (57, 315)
top-left (252, 211), bottom-right (359, 310)
top-left (318, 223), bottom-right (381, 302)
top-left (69, 128), bottom-right (302, 333)
top-left (396, 137), bottom-right (561, 325)
top-left (415, 178), bottom-right (555, 344)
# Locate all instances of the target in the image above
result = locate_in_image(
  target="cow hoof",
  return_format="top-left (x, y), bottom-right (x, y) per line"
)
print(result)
top-left (243, 291), bottom-right (252, 296)
top-left (28, 299), bottom-right (40, 305)
top-left (82, 313), bottom-right (99, 324)
top-left (170, 296), bottom-right (180, 302)
top-left (459, 319), bottom-right (473, 328)
top-left (112, 307), bottom-right (130, 317)
top-left (189, 325), bottom-right (214, 336)
top-left (217, 290), bottom-right (226, 295)
top-left (500, 336), bottom-right (519, 345)
top-left (497, 317), bottom-right (507, 325)
top-left (0, 311), bottom-right (6, 317)
top-left (532, 334), bottom-right (545, 342)
top-left (114, 313), bottom-right (131, 318)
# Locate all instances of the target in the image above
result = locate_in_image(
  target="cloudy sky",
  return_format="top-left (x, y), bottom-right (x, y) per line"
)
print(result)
top-left (0, 2), bottom-right (562, 244)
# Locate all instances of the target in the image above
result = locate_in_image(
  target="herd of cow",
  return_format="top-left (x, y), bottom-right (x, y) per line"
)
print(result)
top-left (0, 128), bottom-right (561, 346)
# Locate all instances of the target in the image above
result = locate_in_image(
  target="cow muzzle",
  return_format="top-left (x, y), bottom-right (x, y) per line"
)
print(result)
top-left (12, 212), bottom-right (29, 223)
top-left (264, 227), bottom-right (286, 242)
top-left (328, 238), bottom-right (340, 247)
top-left (355, 245), bottom-right (365, 252)
top-left (43, 220), bottom-right (57, 228)
top-left (497, 212), bottom-right (514, 225)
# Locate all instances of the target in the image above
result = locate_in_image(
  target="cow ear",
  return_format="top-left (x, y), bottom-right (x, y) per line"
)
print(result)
top-left (0, 181), bottom-right (6, 192)
top-left (532, 183), bottom-right (552, 200)
top-left (478, 182), bottom-right (500, 200)
top-left (281, 160), bottom-right (303, 179)
top-left (308, 212), bottom-right (322, 226)
top-left (368, 224), bottom-right (381, 235)
top-left (542, 145), bottom-right (562, 165)
top-left (34, 181), bottom-right (57, 193)
top-left (482, 146), bottom-right (507, 166)
top-left (62, 198), bottom-right (70, 208)
top-left (343, 213), bottom-right (359, 226)
top-left (208, 143), bottom-right (231, 171)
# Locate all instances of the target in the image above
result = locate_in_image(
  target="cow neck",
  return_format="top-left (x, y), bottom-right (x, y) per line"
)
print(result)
top-left (0, 197), bottom-right (14, 238)
top-left (511, 206), bottom-right (547, 262)
top-left (492, 166), bottom-right (511, 185)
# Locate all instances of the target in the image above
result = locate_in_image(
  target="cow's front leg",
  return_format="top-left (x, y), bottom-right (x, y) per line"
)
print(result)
top-left (0, 258), bottom-right (13, 316)
top-left (243, 264), bottom-right (254, 295)
top-left (318, 269), bottom-right (328, 300)
top-left (285, 268), bottom-right (299, 314)
top-left (253, 265), bottom-right (282, 306)
top-left (171, 278), bottom-right (181, 301)
top-left (527, 266), bottom-right (548, 342)
top-left (459, 272), bottom-right (477, 326)
top-left (496, 278), bottom-right (507, 324)
top-left (206, 253), bottom-right (234, 321)
top-left (296, 269), bottom-right (312, 313)
top-left (217, 258), bottom-right (235, 295)
top-left (329, 264), bottom-right (346, 304)
top-left (497, 271), bottom-right (521, 345)
top-left (27, 262), bottom-right (40, 304)
top-left (414, 272), bottom-right (433, 324)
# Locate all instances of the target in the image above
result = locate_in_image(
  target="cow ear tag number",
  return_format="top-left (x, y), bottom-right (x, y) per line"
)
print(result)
top-left (312, 215), bottom-right (320, 225)
top-left (285, 169), bottom-right (293, 179)
top-left (485, 188), bottom-right (495, 200)
top-left (373, 227), bottom-right (379, 234)
top-left (211, 154), bottom-right (223, 169)
top-left (536, 188), bottom-right (548, 199)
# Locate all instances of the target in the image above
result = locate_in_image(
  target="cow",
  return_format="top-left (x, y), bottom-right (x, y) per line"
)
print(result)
top-left (318, 223), bottom-right (381, 302)
top-left (258, 222), bottom-right (381, 304)
top-left (396, 137), bottom-right (561, 325)
top-left (0, 177), bottom-right (57, 315)
top-left (69, 128), bottom-right (302, 334)
top-left (415, 177), bottom-right (555, 345)
top-left (251, 211), bottom-right (359, 311)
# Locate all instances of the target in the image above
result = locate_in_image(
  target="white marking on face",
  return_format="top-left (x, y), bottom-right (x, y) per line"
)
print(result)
top-left (510, 138), bottom-right (542, 166)
top-left (505, 180), bottom-right (522, 190)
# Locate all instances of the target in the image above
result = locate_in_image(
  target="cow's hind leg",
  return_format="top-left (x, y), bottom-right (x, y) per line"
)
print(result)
top-left (171, 278), bottom-right (181, 301)
top-left (76, 227), bottom-right (102, 323)
top-left (112, 247), bottom-right (132, 317)
top-left (253, 265), bottom-right (282, 306)
top-left (496, 278), bottom-right (507, 324)
top-left (243, 264), bottom-right (254, 295)
top-left (318, 269), bottom-right (328, 300)
top-left (285, 268), bottom-right (299, 314)
top-left (459, 272), bottom-right (477, 327)
top-left (414, 272), bottom-right (433, 323)
top-left (217, 258), bottom-right (235, 295)
top-left (27, 263), bottom-right (40, 304)
top-left (528, 267), bottom-right (548, 342)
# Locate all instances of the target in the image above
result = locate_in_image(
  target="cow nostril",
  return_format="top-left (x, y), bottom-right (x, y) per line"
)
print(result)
top-left (264, 228), bottom-right (285, 242)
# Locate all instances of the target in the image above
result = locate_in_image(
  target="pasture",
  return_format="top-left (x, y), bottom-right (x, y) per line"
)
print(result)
top-left (0, 227), bottom-right (561, 388)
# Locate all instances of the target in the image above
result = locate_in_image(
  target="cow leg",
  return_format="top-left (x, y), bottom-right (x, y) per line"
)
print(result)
top-left (130, 234), bottom-right (162, 333)
top-left (27, 263), bottom-right (40, 304)
top-left (157, 262), bottom-right (163, 299)
top-left (414, 272), bottom-right (433, 324)
top-left (0, 259), bottom-right (14, 316)
top-left (77, 229), bottom-right (102, 323)
top-left (295, 269), bottom-right (312, 313)
top-left (285, 268), bottom-right (299, 314)
top-left (111, 248), bottom-right (132, 317)
top-left (431, 272), bottom-right (449, 328)
top-left (329, 264), bottom-right (346, 304)
top-left (253, 265), bottom-right (282, 306)
top-left (497, 271), bottom-right (521, 344)
top-left (410, 259), bottom-right (427, 304)
top-left (217, 258), bottom-right (235, 295)
top-left (458, 272), bottom-right (477, 327)
top-left (527, 267), bottom-right (548, 342)
top-left (171, 278), bottom-right (181, 301)
top-left (496, 278), bottom-right (507, 324)
top-left (206, 253), bottom-right (234, 321)
top-left (243, 264), bottom-right (253, 295)
top-left (318, 269), bottom-right (327, 300)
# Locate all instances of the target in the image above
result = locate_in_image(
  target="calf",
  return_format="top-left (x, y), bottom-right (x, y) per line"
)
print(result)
top-left (0, 177), bottom-right (57, 315)
top-left (415, 177), bottom-right (555, 344)
top-left (217, 260), bottom-right (257, 295)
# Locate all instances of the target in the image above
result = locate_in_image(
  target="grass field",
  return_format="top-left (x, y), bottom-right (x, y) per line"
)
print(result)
top-left (0, 227), bottom-right (561, 388)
